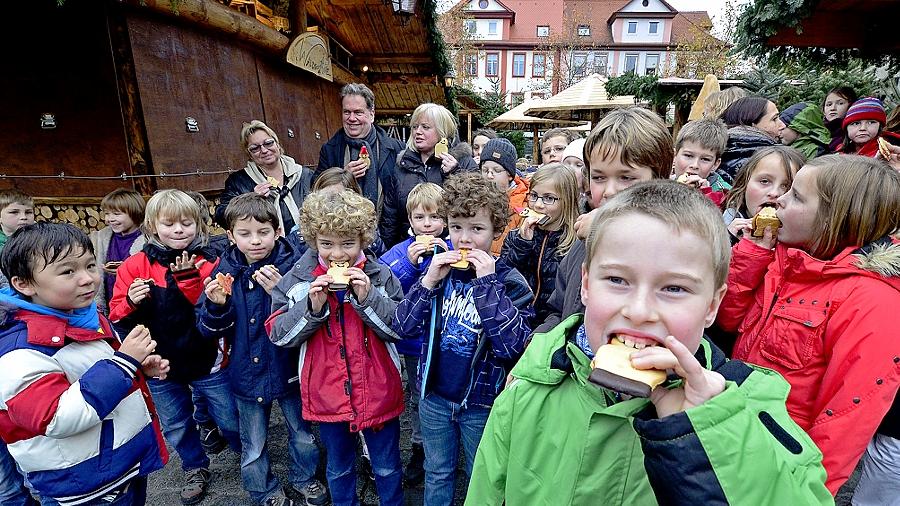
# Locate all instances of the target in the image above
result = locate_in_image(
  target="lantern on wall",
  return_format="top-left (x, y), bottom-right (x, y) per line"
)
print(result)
top-left (392, 0), bottom-right (415, 15)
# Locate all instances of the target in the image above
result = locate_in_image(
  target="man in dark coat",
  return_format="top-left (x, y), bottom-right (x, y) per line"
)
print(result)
top-left (315, 83), bottom-right (404, 216)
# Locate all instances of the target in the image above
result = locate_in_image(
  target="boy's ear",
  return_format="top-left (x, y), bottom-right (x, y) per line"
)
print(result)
top-left (712, 157), bottom-right (722, 172)
top-left (580, 264), bottom-right (589, 306)
top-left (704, 283), bottom-right (728, 328)
top-left (9, 277), bottom-right (36, 298)
top-left (226, 230), bottom-right (235, 244)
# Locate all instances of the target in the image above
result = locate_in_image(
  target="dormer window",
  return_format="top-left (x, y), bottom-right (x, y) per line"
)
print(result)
top-left (537, 25), bottom-right (550, 37)
top-left (577, 25), bottom-right (590, 36)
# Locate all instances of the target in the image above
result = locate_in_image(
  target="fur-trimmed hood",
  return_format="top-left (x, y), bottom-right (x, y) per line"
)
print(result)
top-left (777, 235), bottom-right (900, 294)
top-left (854, 236), bottom-right (900, 279)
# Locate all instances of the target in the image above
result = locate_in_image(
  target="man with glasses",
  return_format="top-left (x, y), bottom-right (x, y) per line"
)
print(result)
top-left (316, 83), bottom-right (405, 216)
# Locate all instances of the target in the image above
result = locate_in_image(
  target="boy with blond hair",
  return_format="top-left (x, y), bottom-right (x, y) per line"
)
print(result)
top-left (534, 107), bottom-right (673, 335)
top-left (268, 190), bottom-right (404, 506)
top-left (672, 119), bottom-right (730, 206)
top-left (466, 181), bottom-right (832, 504)
top-left (378, 182), bottom-right (449, 485)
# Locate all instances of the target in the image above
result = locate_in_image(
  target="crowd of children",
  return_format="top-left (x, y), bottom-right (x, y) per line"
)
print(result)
top-left (0, 83), bottom-right (898, 506)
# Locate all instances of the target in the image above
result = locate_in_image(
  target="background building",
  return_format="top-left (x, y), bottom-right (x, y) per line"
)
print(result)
top-left (447, 0), bottom-right (717, 105)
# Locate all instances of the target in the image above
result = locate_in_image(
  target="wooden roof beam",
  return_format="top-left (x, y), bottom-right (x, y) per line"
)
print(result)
top-left (356, 54), bottom-right (435, 65)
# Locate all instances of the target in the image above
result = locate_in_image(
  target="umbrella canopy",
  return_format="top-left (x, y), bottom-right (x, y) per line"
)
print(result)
top-left (688, 74), bottom-right (721, 121)
top-left (487, 98), bottom-right (588, 130)
top-left (524, 74), bottom-right (639, 122)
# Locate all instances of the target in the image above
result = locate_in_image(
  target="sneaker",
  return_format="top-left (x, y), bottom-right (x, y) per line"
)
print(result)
top-left (180, 468), bottom-right (211, 505)
top-left (287, 480), bottom-right (328, 506)
top-left (403, 443), bottom-right (425, 486)
top-left (198, 422), bottom-right (226, 455)
top-left (263, 493), bottom-right (295, 506)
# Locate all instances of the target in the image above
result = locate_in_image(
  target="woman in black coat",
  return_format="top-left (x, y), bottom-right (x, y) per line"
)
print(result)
top-left (215, 120), bottom-right (312, 234)
top-left (718, 96), bottom-right (785, 185)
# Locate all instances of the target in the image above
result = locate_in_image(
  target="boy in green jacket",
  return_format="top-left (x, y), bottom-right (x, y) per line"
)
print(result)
top-left (466, 180), bottom-right (833, 505)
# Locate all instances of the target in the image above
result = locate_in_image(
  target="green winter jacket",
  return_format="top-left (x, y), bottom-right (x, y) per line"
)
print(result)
top-left (786, 104), bottom-right (831, 159)
top-left (465, 315), bottom-right (833, 505)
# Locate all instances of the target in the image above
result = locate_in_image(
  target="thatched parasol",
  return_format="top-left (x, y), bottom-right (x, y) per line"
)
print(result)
top-left (488, 98), bottom-right (588, 160)
top-left (524, 74), bottom-right (639, 123)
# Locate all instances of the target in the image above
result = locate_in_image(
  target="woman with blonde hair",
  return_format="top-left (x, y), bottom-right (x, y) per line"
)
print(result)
top-left (717, 154), bottom-right (900, 496)
top-left (215, 120), bottom-right (313, 235)
top-left (380, 103), bottom-right (477, 246)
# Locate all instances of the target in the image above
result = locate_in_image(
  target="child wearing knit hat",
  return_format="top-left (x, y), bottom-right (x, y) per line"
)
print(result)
top-left (839, 97), bottom-right (900, 157)
top-left (480, 138), bottom-right (531, 255)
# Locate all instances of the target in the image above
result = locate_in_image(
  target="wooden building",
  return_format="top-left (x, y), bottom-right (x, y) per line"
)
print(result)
top-left (0, 0), bottom-right (449, 227)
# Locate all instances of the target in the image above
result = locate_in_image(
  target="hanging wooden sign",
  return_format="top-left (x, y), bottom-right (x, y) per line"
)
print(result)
top-left (285, 32), bottom-right (333, 82)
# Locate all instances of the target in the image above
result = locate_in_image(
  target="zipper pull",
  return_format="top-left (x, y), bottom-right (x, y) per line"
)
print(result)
top-left (344, 380), bottom-right (352, 396)
top-left (339, 345), bottom-right (346, 360)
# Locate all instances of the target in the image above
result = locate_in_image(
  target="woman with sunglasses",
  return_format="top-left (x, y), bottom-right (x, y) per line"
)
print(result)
top-left (215, 120), bottom-right (313, 235)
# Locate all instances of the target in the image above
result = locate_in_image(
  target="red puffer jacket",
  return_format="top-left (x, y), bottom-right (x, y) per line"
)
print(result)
top-left (718, 236), bottom-right (900, 495)
top-left (267, 250), bottom-right (404, 432)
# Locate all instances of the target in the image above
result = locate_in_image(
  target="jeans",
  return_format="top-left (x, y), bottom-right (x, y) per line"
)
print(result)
top-left (852, 434), bottom-right (900, 506)
top-left (148, 369), bottom-right (241, 470)
top-left (0, 444), bottom-right (37, 506)
top-left (318, 419), bottom-right (402, 506)
top-left (418, 393), bottom-right (490, 506)
top-left (39, 477), bottom-right (146, 506)
top-left (235, 394), bottom-right (320, 503)
top-left (192, 388), bottom-right (212, 426)
top-left (403, 355), bottom-right (422, 445)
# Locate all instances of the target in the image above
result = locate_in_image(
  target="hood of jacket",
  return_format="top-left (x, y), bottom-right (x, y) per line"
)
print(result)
top-left (777, 236), bottom-right (900, 293)
top-left (511, 314), bottom-right (585, 386)
top-left (509, 176), bottom-right (530, 211)
top-left (787, 104), bottom-right (831, 143)
top-left (727, 125), bottom-right (778, 147)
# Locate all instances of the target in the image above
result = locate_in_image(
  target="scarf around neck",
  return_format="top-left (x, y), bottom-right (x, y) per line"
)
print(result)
top-left (0, 287), bottom-right (100, 331)
top-left (243, 155), bottom-right (303, 234)
top-left (343, 126), bottom-right (379, 168)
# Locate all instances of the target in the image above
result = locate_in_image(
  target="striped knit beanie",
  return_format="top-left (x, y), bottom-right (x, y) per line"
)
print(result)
top-left (842, 97), bottom-right (886, 129)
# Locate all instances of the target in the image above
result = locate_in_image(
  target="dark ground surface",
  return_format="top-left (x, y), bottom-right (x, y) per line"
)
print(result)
top-left (147, 387), bottom-right (468, 506)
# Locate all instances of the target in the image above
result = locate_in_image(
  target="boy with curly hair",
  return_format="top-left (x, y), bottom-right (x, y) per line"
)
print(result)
top-left (393, 172), bottom-right (533, 505)
top-left (267, 189), bottom-right (405, 506)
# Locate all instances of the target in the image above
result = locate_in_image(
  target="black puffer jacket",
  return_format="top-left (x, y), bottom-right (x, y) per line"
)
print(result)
top-left (501, 227), bottom-right (565, 326)
top-left (530, 239), bottom-right (586, 336)
top-left (316, 125), bottom-right (405, 210)
top-left (718, 125), bottom-right (777, 184)
top-left (214, 161), bottom-right (313, 233)
top-left (380, 148), bottom-right (477, 247)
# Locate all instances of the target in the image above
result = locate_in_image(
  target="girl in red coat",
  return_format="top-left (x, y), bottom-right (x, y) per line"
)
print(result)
top-left (717, 154), bottom-right (900, 495)
top-left (837, 97), bottom-right (900, 157)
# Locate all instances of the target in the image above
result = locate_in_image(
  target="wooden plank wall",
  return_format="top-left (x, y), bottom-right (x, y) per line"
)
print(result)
top-left (127, 11), bottom-right (342, 192)
top-left (0, 0), bottom-right (133, 198)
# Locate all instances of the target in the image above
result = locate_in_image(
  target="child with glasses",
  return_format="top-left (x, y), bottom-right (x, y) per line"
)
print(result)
top-left (500, 164), bottom-right (580, 325)
top-left (479, 138), bottom-right (530, 256)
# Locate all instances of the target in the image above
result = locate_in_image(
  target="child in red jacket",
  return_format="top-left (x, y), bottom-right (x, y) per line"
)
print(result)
top-left (268, 190), bottom-right (404, 506)
top-left (718, 154), bottom-right (900, 494)
top-left (110, 189), bottom-right (239, 505)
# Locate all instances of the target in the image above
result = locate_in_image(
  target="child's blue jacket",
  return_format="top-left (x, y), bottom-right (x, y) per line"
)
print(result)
top-left (197, 238), bottom-right (300, 403)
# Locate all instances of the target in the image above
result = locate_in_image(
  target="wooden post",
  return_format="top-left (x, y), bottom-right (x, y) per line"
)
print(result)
top-left (532, 124), bottom-right (539, 162)
top-left (289, 0), bottom-right (307, 34)
top-left (467, 112), bottom-right (472, 143)
top-left (105, 2), bottom-right (155, 195)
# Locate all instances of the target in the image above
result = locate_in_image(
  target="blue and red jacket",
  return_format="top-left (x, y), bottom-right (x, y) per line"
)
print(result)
top-left (0, 306), bottom-right (167, 505)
